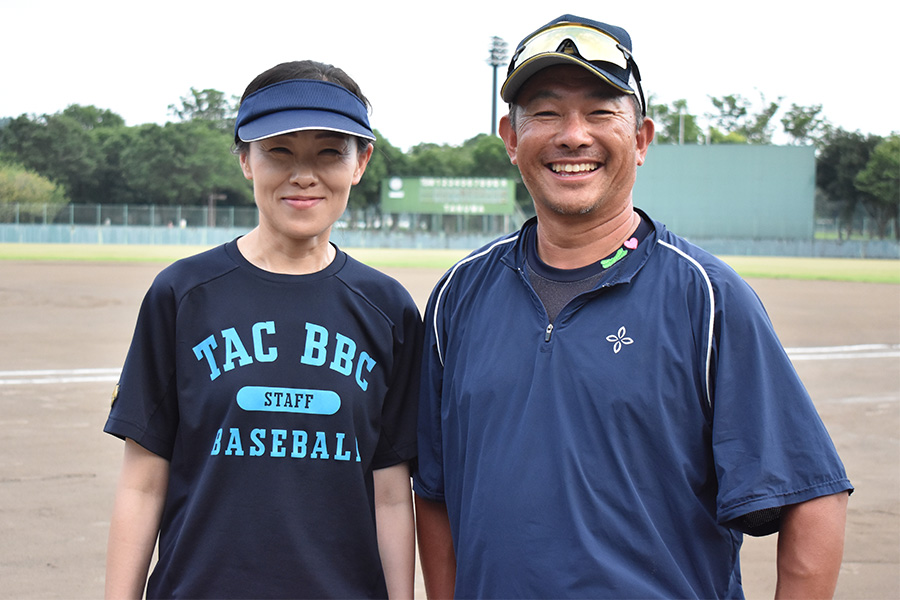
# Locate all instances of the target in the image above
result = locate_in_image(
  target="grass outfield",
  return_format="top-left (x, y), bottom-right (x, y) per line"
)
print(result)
top-left (1, 243), bottom-right (898, 284)
top-left (0, 243), bottom-right (469, 269)
top-left (719, 255), bottom-right (900, 284)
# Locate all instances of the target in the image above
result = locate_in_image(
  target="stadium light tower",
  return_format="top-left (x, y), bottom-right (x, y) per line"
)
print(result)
top-left (487, 36), bottom-right (508, 136)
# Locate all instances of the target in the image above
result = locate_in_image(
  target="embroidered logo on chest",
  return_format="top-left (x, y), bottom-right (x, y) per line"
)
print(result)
top-left (606, 326), bottom-right (634, 354)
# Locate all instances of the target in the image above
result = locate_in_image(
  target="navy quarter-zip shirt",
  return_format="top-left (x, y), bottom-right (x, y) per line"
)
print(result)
top-left (414, 211), bottom-right (851, 599)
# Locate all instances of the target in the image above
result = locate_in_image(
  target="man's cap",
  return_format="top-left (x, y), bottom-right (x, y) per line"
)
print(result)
top-left (501, 14), bottom-right (645, 114)
top-left (234, 79), bottom-right (375, 144)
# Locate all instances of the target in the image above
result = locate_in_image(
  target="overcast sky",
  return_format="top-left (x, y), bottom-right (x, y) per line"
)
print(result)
top-left (3, 0), bottom-right (896, 150)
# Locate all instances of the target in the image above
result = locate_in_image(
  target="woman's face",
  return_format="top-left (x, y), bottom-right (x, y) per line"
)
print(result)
top-left (239, 130), bottom-right (371, 247)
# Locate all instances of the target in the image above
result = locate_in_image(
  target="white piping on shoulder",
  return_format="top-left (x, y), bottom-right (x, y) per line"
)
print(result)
top-left (657, 240), bottom-right (715, 409)
top-left (433, 235), bottom-right (519, 367)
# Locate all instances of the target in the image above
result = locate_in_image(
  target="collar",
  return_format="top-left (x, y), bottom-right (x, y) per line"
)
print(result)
top-left (501, 208), bottom-right (663, 286)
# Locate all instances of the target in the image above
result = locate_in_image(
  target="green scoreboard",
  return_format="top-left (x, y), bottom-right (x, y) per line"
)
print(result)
top-left (380, 177), bottom-right (517, 215)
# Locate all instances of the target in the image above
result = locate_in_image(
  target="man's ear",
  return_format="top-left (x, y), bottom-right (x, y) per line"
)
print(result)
top-left (635, 118), bottom-right (655, 166)
top-left (498, 115), bottom-right (518, 166)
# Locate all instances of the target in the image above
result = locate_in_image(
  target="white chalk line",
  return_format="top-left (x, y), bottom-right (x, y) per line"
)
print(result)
top-left (785, 343), bottom-right (900, 361)
top-left (0, 368), bottom-right (120, 386)
top-left (0, 344), bottom-right (897, 385)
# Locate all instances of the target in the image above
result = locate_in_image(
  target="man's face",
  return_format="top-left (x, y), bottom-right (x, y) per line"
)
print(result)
top-left (499, 65), bottom-right (653, 221)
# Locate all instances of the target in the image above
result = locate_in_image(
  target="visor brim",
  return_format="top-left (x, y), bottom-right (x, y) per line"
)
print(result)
top-left (237, 109), bottom-right (376, 143)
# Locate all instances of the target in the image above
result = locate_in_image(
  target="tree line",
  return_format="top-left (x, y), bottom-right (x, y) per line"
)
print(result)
top-left (1, 88), bottom-right (897, 238)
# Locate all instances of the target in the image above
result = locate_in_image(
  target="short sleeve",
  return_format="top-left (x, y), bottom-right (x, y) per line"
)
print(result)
top-left (708, 273), bottom-right (852, 534)
top-left (372, 294), bottom-right (424, 470)
top-left (412, 277), bottom-right (449, 501)
top-left (103, 273), bottom-right (180, 460)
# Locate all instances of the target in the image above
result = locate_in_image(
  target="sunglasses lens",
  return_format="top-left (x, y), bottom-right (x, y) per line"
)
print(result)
top-left (514, 25), bottom-right (628, 71)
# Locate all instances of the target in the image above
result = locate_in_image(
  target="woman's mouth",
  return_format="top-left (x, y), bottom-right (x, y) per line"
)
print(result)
top-left (283, 196), bottom-right (323, 207)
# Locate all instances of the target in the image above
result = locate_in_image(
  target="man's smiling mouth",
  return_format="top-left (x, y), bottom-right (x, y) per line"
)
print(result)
top-left (549, 162), bottom-right (599, 174)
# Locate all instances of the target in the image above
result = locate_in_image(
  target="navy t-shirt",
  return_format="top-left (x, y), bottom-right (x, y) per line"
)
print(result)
top-left (105, 240), bottom-right (422, 599)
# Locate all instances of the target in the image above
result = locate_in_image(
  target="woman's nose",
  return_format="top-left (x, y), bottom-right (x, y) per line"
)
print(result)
top-left (289, 161), bottom-right (317, 187)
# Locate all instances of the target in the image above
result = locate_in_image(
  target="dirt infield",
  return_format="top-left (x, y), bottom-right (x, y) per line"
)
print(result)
top-left (1, 259), bottom-right (897, 599)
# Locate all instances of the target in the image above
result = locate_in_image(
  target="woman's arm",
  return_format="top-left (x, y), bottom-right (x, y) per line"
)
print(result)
top-left (105, 438), bottom-right (170, 600)
top-left (374, 462), bottom-right (415, 599)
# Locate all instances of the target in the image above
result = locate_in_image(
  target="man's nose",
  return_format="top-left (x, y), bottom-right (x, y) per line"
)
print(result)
top-left (557, 113), bottom-right (594, 149)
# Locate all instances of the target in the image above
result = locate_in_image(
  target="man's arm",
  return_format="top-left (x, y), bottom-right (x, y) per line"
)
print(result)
top-left (105, 438), bottom-right (169, 599)
top-left (414, 494), bottom-right (456, 599)
top-left (374, 462), bottom-right (415, 599)
top-left (775, 492), bottom-right (849, 599)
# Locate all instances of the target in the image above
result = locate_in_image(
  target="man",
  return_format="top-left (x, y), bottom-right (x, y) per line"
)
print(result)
top-left (413, 14), bottom-right (852, 599)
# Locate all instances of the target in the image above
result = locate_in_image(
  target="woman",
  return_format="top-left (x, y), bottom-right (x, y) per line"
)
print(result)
top-left (104, 61), bottom-right (420, 599)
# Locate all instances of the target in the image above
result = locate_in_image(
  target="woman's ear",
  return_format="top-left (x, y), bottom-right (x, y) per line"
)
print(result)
top-left (239, 148), bottom-right (253, 181)
top-left (352, 142), bottom-right (374, 185)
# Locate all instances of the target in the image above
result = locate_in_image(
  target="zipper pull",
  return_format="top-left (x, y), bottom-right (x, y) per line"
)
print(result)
top-left (544, 323), bottom-right (554, 342)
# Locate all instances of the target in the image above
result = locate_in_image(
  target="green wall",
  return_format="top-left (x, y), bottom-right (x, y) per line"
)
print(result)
top-left (633, 145), bottom-right (815, 239)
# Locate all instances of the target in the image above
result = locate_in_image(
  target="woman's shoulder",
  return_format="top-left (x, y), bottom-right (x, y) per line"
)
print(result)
top-left (149, 242), bottom-right (239, 298)
top-left (336, 251), bottom-right (419, 312)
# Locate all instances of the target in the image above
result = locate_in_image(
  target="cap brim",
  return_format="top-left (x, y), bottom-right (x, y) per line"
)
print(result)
top-left (500, 54), bottom-right (634, 103)
top-left (237, 109), bottom-right (375, 143)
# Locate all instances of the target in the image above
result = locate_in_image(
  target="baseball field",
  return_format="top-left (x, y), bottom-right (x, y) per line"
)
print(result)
top-left (0, 245), bottom-right (897, 598)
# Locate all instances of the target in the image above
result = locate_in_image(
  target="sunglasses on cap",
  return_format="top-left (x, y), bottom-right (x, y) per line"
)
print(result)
top-left (505, 22), bottom-right (645, 115)
top-left (511, 24), bottom-right (631, 71)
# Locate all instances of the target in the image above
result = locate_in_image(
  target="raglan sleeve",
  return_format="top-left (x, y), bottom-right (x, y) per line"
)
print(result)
top-left (412, 275), bottom-right (450, 502)
top-left (708, 271), bottom-right (853, 535)
top-left (371, 288), bottom-right (424, 470)
top-left (103, 270), bottom-right (180, 461)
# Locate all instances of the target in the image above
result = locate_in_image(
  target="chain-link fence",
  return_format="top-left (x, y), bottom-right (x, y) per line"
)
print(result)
top-left (2, 203), bottom-right (898, 257)
top-left (0, 203), bottom-right (528, 236)
top-left (0, 203), bottom-right (260, 229)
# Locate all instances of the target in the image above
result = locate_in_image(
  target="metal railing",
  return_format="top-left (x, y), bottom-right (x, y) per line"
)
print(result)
top-left (0, 203), bottom-right (260, 229)
top-left (0, 203), bottom-right (526, 236)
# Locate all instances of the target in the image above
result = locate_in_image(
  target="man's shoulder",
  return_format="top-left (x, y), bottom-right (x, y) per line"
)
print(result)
top-left (648, 225), bottom-right (762, 312)
top-left (650, 224), bottom-right (740, 282)
top-left (446, 230), bottom-right (520, 277)
top-left (425, 229), bottom-right (522, 314)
